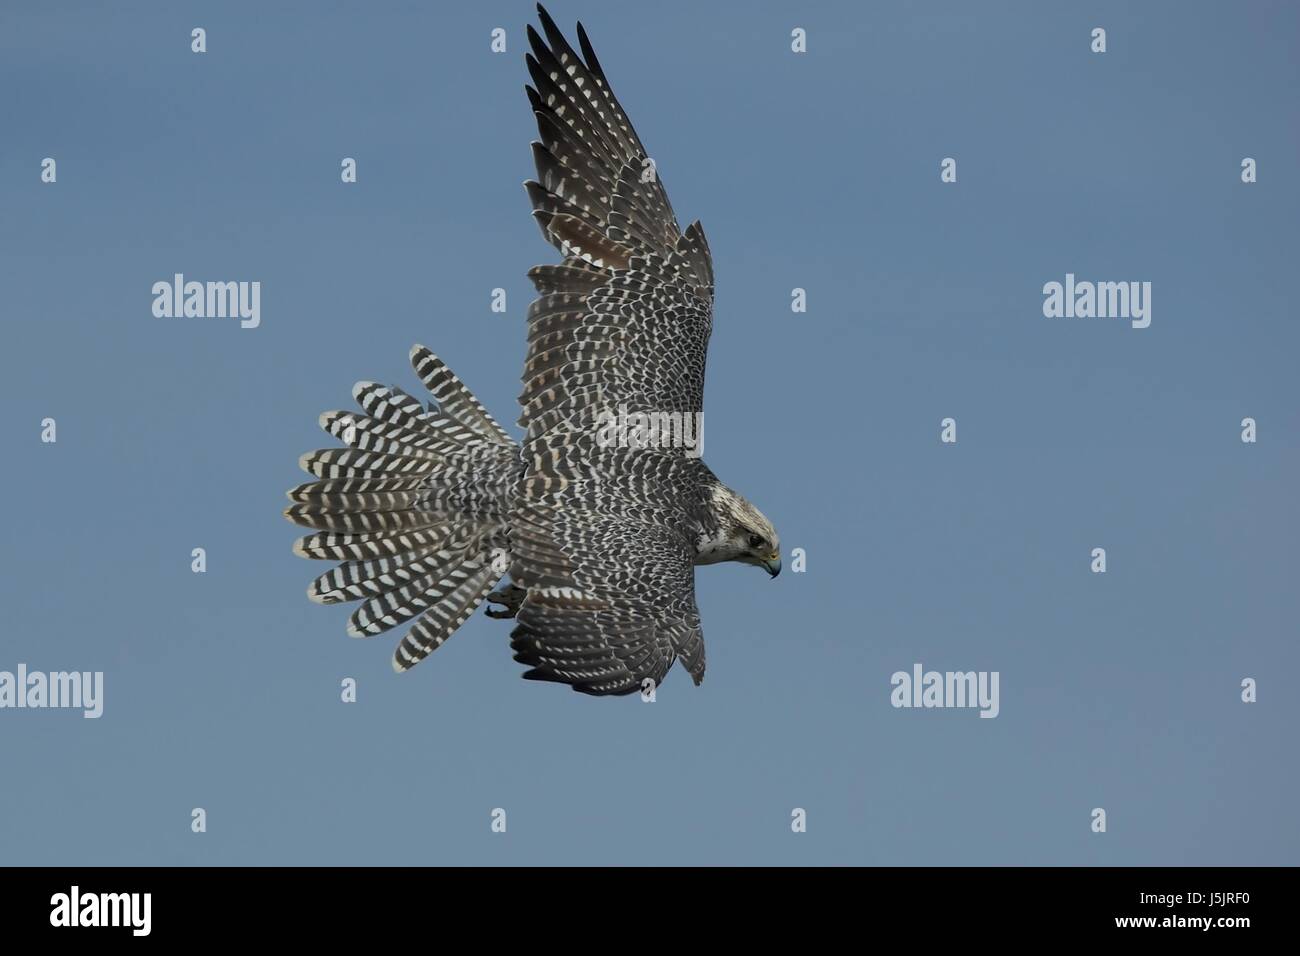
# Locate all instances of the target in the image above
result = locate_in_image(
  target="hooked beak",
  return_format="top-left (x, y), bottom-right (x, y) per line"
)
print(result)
top-left (762, 554), bottom-right (781, 578)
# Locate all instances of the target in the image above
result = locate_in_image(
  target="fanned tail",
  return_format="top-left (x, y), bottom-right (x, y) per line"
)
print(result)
top-left (287, 348), bottom-right (519, 672)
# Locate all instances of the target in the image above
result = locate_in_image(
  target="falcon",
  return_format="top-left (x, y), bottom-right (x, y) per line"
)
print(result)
top-left (285, 4), bottom-right (780, 695)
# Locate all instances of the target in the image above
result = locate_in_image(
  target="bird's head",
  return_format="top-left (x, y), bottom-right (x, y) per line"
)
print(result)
top-left (699, 483), bottom-right (782, 577)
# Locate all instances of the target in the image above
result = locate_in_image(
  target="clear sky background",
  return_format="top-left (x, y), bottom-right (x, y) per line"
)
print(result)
top-left (1, 0), bottom-right (1296, 865)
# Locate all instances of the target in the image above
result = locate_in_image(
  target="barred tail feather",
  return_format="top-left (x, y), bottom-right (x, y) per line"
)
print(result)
top-left (410, 345), bottom-right (515, 446)
top-left (347, 553), bottom-right (487, 638)
top-left (393, 562), bottom-right (503, 671)
top-left (288, 348), bottom-right (518, 671)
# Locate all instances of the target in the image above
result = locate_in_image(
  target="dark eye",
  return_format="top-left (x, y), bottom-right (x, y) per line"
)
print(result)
top-left (748, 534), bottom-right (765, 549)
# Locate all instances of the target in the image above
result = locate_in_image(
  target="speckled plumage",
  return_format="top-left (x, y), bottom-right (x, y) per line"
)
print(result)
top-left (286, 5), bottom-right (779, 695)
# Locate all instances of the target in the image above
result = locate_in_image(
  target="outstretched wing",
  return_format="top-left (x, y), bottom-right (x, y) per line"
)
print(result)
top-left (509, 455), bottom-right (706, 696)
top-left (519, 3), bottom-right (714, 449)
top-left (508, 6), bottom-right (713, 695)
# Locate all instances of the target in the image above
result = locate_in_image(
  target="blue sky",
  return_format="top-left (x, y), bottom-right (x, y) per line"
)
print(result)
top-left (1, 0), bottom-right (1297, 865)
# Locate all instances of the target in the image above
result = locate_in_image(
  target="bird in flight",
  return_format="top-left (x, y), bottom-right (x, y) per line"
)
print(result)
top-left (286, 4), bottom-right (780, 695)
